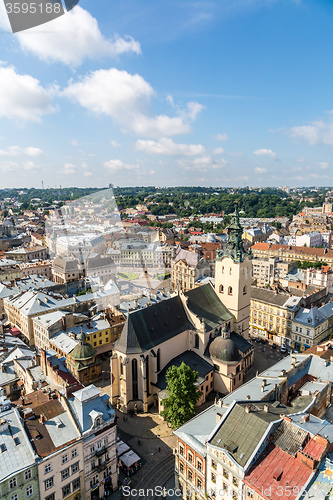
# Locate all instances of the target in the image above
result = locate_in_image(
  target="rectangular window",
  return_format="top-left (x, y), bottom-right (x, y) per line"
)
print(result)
top-left (45, 478), bottom-right (54, 490)
top-left (62, 484), bottom-right (71, 498)
top-left (104, 437), bottom-right (108, 445)
top-left (179, 462), bottom-right (184, 473)
top-left (97, 441), bottom-right (102, 450)
top-left (62, 454), bottom-right (68, 465)
top-left (188, 452), bottom-right (193, 463)
top-left (90, 445), bottom-right (95, 454)
top-left (212, 460), bottom-right (217, 470)
top-left (61, 468), bottom-right (70, 481)
top-left (25, 469), bottom-right (32, 481)
top-left (45, 494), bottom-right (55, 500)
top-left (45, 464), bottom-right (52, 474)
top-left (197, 460), bottom-right (202, 472)
top-left (72, 462), bottom-right (79, 474)
top-left (9, 478), bottom-right (17, 489)
top-left (72, 477), bottom-right (80, 491)
top-left (223, 468), bottom-right (228, 479)
top-left (71, 449), bottom-right (78, 459)
top-left (188, 469), bottom-right (193, 481)
top-left (211, 472), bottom-right (216, 484)
top-left (26, 485), bottom-right (33, 498)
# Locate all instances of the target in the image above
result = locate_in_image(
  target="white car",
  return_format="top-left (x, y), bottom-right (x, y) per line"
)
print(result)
top-left (280, 345), bottom-right (287, 353)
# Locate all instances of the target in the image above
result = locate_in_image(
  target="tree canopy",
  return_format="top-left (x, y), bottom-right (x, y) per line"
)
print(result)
top-left (161, 362), bottom-right (202, 429)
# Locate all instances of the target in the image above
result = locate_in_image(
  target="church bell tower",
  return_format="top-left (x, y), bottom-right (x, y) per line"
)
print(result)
top-left (215, 202), bottom-right (252, 338)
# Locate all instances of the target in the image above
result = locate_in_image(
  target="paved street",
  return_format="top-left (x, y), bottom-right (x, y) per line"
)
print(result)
top-left (245, 338), bottom-right (288, 382)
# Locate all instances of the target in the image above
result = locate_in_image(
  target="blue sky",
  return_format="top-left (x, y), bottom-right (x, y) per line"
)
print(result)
top-left (0, 0), bottom-right (332, 188)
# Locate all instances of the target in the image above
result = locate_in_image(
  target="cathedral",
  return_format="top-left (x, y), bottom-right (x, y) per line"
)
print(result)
top-left (110, 205), bottom-right (254, 413)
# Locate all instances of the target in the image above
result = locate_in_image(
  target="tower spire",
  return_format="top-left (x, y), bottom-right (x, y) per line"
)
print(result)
top-left (217, 202), bottom-right (249, 263)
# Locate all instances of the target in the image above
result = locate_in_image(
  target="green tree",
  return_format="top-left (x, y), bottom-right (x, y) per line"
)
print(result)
top-left (161, 362), bottom-right (202, 429)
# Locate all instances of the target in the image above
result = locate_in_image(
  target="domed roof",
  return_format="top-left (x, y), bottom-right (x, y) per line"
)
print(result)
top-left (71, 340), bottom-right (96, 361)
top-left (209, 336), bottom-right (241, 363)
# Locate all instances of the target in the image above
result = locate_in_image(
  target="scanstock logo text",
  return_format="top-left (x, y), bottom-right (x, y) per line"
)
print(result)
top-left (3, 0), bottom-right (79, 33)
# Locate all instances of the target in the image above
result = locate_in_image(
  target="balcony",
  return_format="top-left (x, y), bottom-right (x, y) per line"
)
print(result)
top-left (95, 446), bottom-right (107, 457)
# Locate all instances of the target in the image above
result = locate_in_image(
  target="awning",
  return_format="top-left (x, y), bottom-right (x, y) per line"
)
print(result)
top-left (117, 440), bottom-right (130, 457)
top-left (120, 450), bottom-right (141, 468)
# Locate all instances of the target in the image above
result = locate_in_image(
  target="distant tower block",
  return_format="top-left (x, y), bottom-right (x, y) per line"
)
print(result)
top-left (215, 203), bottom-right (252, 338)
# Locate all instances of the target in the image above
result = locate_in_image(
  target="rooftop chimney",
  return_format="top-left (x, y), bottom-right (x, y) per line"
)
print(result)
top-left (245, 405), bottom-right (251, 413)
top-left (264, 404), bottom-right (269, 413)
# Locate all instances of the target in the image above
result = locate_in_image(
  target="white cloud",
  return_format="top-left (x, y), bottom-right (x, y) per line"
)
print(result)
top-left (16, 6), bottom-right (141, 67)
top-left (103, 159), bottom-right (140, 172)
top-left (318, 162), bottom-right (329, 170)
top-left (254, 167), bottom-right (268, 174)
top-left (213, 147), bottom-right (224, 155)
top-left (62, 163), bottom-right (77, 175)
top-left (23, 161), bottom-right (40, 171)
top-left (253, 149), bottom-right (277, 159)
top-left (289, 113), bottom-right (333, 146)
top-left (0, 146), bottom-right (44, 157)
top-left (63, 68), bottom-right (203, 137)
top-left (135, 138), bottom-right (206, 156)
top-left (23, 147), bottom-right (45, 157)
top-left (214, 133), bottom-right (228, 141)
top-left (0, 66), bottom-right (54, 122)
top-left (111, 140), bottom-right (120, 147)
top-left (180, 155), bottom-right (227, 172)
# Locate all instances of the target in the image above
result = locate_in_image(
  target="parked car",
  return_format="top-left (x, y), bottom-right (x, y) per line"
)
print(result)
top-left (280, 345), bottom-right (287, 353)
top-left (272, 343), bottom-right (277, 349)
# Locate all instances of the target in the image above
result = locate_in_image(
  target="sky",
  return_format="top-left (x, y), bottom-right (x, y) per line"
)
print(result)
top-left (0, 0), bottom-right (332, 188)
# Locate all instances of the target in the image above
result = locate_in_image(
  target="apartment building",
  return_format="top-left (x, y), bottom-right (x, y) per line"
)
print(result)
top-left (252, 257), bottom-right (296, 287)
top-left (20, 260), bottom-right (53, 279)
top-left (67, 385), bottom-right (118, 499)
top-left (291, 302), bottom-right (333, 352)
top-left (303, 266), bottom-right (333, 293)
top-left (174, 347), bottom-right (333, 500)
top-left (5, 246), bottom-right (48, 262)
top-left (22, 390), bottom-right (83, 500)
top-left (251, 242), bottom-right (333, 268)
top-left (250, 287), bottom-right (302, 346)
top-left (0, 403), bottom-right (39, 500)
top-left (0, 258), bottom-right (23, 281)
top-left (171, 247), bottom-right (210, 292)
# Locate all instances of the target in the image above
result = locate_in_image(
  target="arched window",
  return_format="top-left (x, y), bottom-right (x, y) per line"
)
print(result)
top-left (243, 285), bottom-right (247, 295)
top-left (157, 349), bottom-right (161, 372)
top-left (219, 284), bottom-right (224, 294)
top-left (228, 286), bottom-right (233, 295)
top-left (119, 356), bottom-right (123, 376)
top-left (194, 334), bottom-right (199, 349)
top-left (222, 266), bottom-right (224, 274)
top-left (146, 355), bottom-right (150, 396)
top-left (229, 267), bottom-right (232, 275)
top-left (132, 359), bottom-right (138, 400)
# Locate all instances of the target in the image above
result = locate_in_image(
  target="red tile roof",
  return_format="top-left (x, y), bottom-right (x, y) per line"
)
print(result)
top-left (251, 242), bottom-right (333, 259)
top-left (244, 446), bottom-right (313, 500)
top-left (302, 438), bottom-right (326, 461)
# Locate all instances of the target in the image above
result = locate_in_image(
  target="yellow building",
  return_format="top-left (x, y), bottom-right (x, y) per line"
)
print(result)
top-left (250, 287), bottom-right (301, 347)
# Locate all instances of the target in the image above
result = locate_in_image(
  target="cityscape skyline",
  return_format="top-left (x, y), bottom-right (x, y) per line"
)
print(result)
top-left (0, 0), bottom-right (332, 188)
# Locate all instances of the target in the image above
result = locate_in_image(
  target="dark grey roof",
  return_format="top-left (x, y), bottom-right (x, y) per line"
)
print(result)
top-left (115, 296), bottom-right (192, 354)
top-left (210, 337), bottom-right (241, 363)
top-left (210, 403), bottom-right (273, 467)
top-left (251, 286), bottom-right (291, 307)
top-left (184, 283), bottom-right (233, 330)
top-left (153, 350), bottom-right (213, 390)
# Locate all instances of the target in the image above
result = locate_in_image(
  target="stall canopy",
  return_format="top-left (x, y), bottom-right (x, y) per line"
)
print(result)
top-left (117, 440), bottom-right (130, 457)
top-left (120, 450), bottom-right (141, 467)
